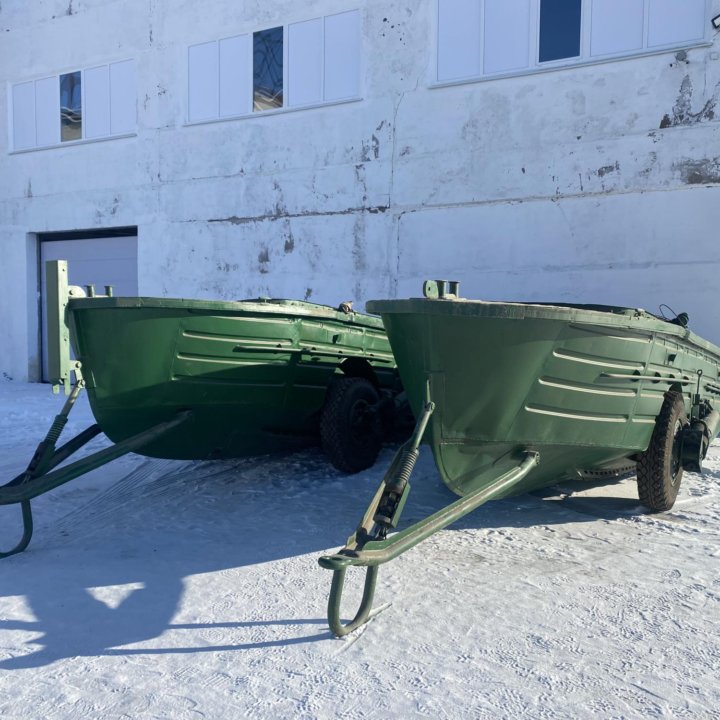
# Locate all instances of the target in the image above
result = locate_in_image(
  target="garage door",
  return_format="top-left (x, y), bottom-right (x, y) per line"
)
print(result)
top-left (41, 234), bottom-right (138, 381)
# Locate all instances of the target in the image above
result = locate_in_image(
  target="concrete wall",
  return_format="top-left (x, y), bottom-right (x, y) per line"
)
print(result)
top-left (1, 0), bottom-right (720, 381)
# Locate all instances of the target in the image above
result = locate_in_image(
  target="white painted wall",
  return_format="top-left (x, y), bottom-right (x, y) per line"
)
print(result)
top-left (1, 1), bottom-right (719, 381)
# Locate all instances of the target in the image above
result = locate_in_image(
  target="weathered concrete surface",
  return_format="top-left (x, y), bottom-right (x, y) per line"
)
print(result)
top-left (1, 0), bottom-right (720, 380)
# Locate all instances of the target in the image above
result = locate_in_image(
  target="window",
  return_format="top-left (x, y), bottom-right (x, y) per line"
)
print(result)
top-left (10, 59), bottom-right (137, 152)
top-left (187, 10), bottom-right (361, 123)
top-left (539, 0), bottom-right (582, 62)
top-left (254, 26), bottom-right (284, 111)
top-left (288, 19), bottom-right (323, 107)
top-left (483, 0), bottom-right (530, 75)
top-left (60, 71), bottom-right (82, 141)
top-left (437, 0), bottom-right (709, 83)
top-left (288, 12), bottom-right (361, 106)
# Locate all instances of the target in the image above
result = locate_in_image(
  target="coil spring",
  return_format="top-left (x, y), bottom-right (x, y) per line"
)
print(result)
top-left (45, 417), bottom-right (67, 445)
top-left (373, 448), bottom-right (421, 531)
top-left (393, 448), bottom-right (419, 488)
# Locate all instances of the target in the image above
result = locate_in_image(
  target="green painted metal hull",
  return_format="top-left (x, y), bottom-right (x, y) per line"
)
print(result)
top-left (68, 296), bottom-right (398, 460)
top-left (366, 297), bottom-right (720, 499)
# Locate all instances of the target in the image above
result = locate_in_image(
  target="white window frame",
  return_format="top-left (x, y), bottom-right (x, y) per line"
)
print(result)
top-left (433, 0), bottom-right (713, 87)
top-left (8, 59), bottom-right (137, 154)
top-left (185, 9), bottom-right (363, 127)
top-left (288, 18), bottom-right (325, 109)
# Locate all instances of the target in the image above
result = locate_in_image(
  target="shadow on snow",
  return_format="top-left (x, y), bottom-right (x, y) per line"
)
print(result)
top-left (1, 441), bottom-right (701, 669)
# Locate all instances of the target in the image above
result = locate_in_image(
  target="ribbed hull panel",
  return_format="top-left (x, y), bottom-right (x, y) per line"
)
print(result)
top-left (367, 298), bottom-right (720, 497)
top-left (68, 298), bottom-right (397, 460)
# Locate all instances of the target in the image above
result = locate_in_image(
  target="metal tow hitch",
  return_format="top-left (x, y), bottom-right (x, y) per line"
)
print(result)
top-left (318, 385), bottom-right (541, 637)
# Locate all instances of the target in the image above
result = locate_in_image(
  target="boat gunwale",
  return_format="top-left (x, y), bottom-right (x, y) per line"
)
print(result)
top-left (366, 298), bottom-right (720, 361)
top-left (67, 296), bottom-right (386, 330)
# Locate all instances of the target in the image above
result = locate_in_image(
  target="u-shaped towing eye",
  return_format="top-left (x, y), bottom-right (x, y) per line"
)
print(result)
top-left (318, 398), bottom-right (541, 636)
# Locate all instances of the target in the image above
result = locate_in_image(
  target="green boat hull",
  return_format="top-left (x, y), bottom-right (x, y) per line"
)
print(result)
top-left (318, 288), bottom-right (720, 635)
top-left (366, 296), bottom-right (720, 499)
top-left (68, 296), bottom-right (398, 460)
top-left (1, 265), bottom-right (403, 561)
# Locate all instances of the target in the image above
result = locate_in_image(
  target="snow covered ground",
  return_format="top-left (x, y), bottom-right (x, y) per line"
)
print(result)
top-left (1, 381), bottom-right (718, 719)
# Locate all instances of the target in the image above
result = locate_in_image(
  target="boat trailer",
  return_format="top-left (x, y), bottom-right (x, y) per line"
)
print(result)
top-left (0, 262), bottom-right (193, 558)
top-left (318, 381), bottom-right (720, 636)
top-left (2, 260), bottom-right (404, 558)
top-left (318, 385), bottom-right (541, 636)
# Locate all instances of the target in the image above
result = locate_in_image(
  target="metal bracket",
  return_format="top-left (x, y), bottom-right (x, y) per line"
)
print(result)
top-left (423, 279), bottom-right (461, 300)
top-left (46, 259), bottom-right (72, 395)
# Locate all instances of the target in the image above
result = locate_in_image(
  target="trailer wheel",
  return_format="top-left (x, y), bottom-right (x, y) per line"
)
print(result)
top-left (636, 391), bottom-right (687, 512)
top-left (321, 377), bottom-right (382, 473)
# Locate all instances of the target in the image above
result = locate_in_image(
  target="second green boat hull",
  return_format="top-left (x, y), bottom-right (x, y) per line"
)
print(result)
top-left (68, 296), bottom-right (398, 460)
top-left (366, 297), bottom-right (720, 499)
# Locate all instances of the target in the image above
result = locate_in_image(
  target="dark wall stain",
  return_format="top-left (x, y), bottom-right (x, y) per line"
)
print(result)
top-left (352, 215), bottom-right (367, 302)
top-left (352, 218), bottom-right (366, 272)
top-left (272, 180), bottom-right (288, 218)
top-left (354, 163), bottom-right (368, 204)
top-left (258, 247), bottom-right (270, 274)
top-left (284, 229), bottom-right (295, 254)
top-left (660, 75), bottom-right (718, 129)
top-left (597, 161), bottom-right (620, 178)
top-left (672, 50), bottom-right (688, 64)
top-left (638, 151), bottom-right (658, 178)
top-left (673, 157), bottom-right (720, 185)
top-left (360, 135), bottom-right (380, 162)
top-left (304, 288), bottom-right (313, 301)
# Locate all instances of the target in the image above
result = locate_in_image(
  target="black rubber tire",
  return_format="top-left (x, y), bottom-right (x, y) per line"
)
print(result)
top-left (320, 377), bottom-right (382, 473)
top-left (637, 391), bottom-right (687, 512)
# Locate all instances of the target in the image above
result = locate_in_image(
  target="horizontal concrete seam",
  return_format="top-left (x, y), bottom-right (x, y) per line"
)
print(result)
top-left (393, 181), bottom-right (720, 217)
top-left (399, 258), bottom-right (720, 275)
top-left (167, 182), bottom-right (720, 226)
top-left (205, 205), bottom-right (390, 225)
